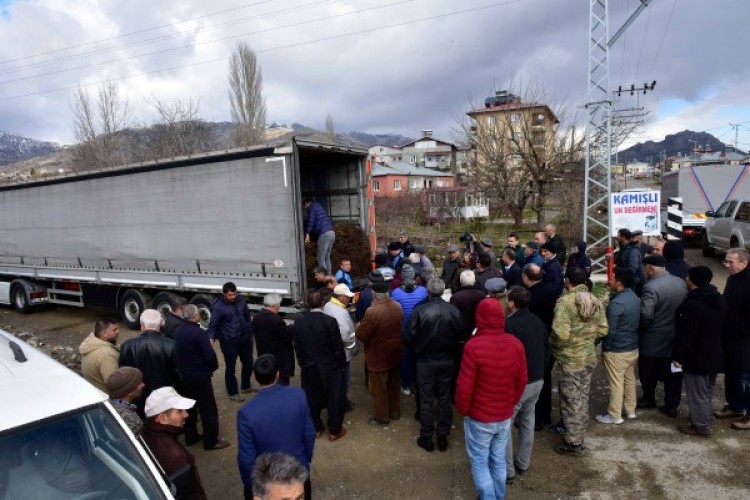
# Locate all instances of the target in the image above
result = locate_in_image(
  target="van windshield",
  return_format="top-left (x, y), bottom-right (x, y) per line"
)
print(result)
top-left (0, 404), bottom-right (166, 500)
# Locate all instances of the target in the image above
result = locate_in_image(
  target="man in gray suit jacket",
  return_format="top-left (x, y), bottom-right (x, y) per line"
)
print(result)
top-left (637, 254), bottom-right (688, 417)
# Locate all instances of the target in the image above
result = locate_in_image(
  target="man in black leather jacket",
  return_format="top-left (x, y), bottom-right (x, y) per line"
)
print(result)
top-left (403, 278), bottom-right (463, 452)
top-left (120, 308), bottom-right (181, 416)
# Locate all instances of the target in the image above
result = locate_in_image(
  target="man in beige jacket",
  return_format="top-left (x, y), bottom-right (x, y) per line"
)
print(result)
top-left (79, 316), bottom-right (121, 391)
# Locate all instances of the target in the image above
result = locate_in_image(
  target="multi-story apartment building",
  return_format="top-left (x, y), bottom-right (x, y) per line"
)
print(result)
top-left (466, 90), bottom-right (559, 169)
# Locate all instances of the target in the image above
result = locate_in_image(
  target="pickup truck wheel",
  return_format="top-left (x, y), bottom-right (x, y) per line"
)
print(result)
top-left (730, 237), bottom-right (739, 249)
top-left (190, 294), bottom-right (214, 330)
top-left (120, 289), bottom-right (150, 330)
top-left (702, 235), bottom-right (715, 257)
top-left (11, 285), bottom-right (30, 314)
top-left (152, 292), bottom-right (182, 319)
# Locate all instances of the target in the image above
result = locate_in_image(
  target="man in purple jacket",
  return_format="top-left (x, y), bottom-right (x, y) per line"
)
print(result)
top-left (304, 197), bottom-right (336, 274)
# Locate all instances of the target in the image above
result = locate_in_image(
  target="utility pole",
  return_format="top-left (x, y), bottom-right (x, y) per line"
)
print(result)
top-left (583, 0), bottom-right (656, 275)
top-left (729, 122), bottom-right (741, 151)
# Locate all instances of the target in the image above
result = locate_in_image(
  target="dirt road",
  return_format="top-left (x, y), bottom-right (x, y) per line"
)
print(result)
top-left (2, 249), bottom-right (748, 499)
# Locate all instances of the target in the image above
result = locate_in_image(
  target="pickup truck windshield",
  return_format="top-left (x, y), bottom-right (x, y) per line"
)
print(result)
top-left (0, 405), bottom-right (166, 500)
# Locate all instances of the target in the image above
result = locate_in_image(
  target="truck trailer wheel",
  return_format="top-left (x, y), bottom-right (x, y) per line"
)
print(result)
top-left (11, 285), bottom-right (31, 314)
top-left (120, 289), bottom-right (150, 330)
top-left (190, 294), bottom-right (214, 330)
top-left (152, 292), bottom-right (182, 319)
top-left (702, 235), bottom-right (715, 257)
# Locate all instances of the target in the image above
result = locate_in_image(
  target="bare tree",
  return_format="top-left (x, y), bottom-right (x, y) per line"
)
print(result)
top-left (70, 83), bottom-right (131, 169)
top-left (455, 112), bottom-right (534, 225)
top-left (324, 113), bottom-right (335, 142)
top-left (459, 84), bottom-right (591, 225)
top-left (142, 96), bottom-right (217, 160)
top-left (228, 42), bottom-right (266, 146)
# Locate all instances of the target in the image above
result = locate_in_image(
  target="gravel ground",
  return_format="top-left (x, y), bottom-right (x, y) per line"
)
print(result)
top-left (2, 249), bottom-right (749, 499)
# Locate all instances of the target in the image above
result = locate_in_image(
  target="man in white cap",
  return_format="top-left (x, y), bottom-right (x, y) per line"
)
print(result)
top-left (141, 386), bottom-right (207, 500)
top-left (324, 283), bottom-right (358, 411)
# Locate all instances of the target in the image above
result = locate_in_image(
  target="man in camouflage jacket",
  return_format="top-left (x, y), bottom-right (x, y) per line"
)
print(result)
top-left (551, 268), bottom-right (608, 456)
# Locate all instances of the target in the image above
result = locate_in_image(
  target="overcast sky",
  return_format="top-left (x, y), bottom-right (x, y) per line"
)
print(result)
top-left (0, 0), bottom-right (748, 151)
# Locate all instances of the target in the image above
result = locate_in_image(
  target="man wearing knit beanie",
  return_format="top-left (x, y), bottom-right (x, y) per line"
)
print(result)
top-left (107, 367), bottom-right (144, 435)
top-left (672, 265), bottom-right (725, 436)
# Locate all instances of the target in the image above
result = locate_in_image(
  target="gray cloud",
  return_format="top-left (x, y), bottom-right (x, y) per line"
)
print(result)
top-left (0, 0), bottom-right (747, 146)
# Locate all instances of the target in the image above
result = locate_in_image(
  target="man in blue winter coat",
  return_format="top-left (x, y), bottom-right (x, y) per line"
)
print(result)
top-left (304, 197), bottom-right (336, 274)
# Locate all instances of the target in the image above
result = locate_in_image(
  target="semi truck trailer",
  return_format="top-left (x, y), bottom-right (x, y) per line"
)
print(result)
top-left (660, 164), bottom-right (750, 241)
top-left (0, 137), bottom-right (373, 329)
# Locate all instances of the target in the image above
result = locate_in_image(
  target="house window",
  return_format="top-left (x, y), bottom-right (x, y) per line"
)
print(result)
top-left (394, 179), bottom-right (402, 190)
top-left (510, 113), bottom-right (520, 123)
top-left (408, 179), bottom-right (419, 190)
top-left (373, 180), bottom-right (380, 192)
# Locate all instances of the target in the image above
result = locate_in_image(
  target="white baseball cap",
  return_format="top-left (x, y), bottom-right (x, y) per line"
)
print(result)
top-left (145, 386), bottom-right (196, 417)
top-left (332, 284), bottom-right (355, 298)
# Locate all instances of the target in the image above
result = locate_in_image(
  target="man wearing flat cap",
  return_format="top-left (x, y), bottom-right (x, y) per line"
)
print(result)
top-left (479, 238), bottom-right (498, 272)
top-left (637, 254), bottom-right (687, 417)
top-left (440, 244), bottom-right (462, 294)
top-left (356, 278), bottom-right (404, 425)
top-left (141, 387), bottom-right (207, 500)
top-left (107, 366), bottom-right (144, 435)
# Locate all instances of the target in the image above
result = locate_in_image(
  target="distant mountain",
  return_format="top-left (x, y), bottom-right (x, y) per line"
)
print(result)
top-left (618, 130), bottom-right (728, 164)
top-left (347, 131), bottom-right (414, 148)
top-left (0, 132), bottom-right (59, 165)
top-left (289, 123), bottom-right (413, 148)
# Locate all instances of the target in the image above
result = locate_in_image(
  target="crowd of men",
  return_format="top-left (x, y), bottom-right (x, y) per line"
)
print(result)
top-left (76, 213), bottom-right (750, 499)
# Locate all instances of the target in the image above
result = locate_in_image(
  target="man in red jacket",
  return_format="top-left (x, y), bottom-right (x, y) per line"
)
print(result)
top-left (456, 298), bottom-right (527, 500)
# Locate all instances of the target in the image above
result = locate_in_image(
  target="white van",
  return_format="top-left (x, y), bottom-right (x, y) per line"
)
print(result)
top-left (0, 328), bottom-right (174, 499)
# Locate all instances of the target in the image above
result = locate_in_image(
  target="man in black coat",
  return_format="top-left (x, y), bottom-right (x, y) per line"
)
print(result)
top-left (294, 289), bottom-right (347, 439)
top-left (119, 309), bottom-right (181, 417)
top-left (404, 278), bottom-right (463, 452)
top-left (175, 304), bottom-right (228, 450)
top-left (672, 266), bottom-right (725, 436)
top-left (207, 282), bottom-right (254, 401)
top-left (440, 245), bottom-right (462, 293)
top-left (162, 297), bottom-right (187, 338)
top-left (501, 248), bottom-right (523, 288)
top-left (522, 263), bottom-right (558, 429)
top-left (716, 248), bottom-right (750, 429)
top-left (252, 293), bottom-right (295, 386)
top-left (504, 286), bottom-right (548, 479)
top-left (544, 224), bottom-right (567, 265)
top-left (540, 242), bottom-right (564, 297)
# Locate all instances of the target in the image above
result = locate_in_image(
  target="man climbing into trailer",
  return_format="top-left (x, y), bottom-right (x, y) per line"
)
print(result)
top-left (304, 197), bottom-right (336, 275)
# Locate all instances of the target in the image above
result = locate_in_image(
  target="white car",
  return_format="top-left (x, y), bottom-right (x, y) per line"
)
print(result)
top-left (0, 328), bottom-right (175, 499)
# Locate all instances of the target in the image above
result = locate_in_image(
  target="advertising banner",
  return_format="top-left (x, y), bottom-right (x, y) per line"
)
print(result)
top-left (610, 190), bottom-right (661, 236)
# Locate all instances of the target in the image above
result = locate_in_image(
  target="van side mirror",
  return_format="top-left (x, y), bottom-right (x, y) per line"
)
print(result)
top-left (705, 211), bottom-right (715, 218)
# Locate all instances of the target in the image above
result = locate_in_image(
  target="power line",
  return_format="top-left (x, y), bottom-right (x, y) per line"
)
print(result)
top-left (0, 0), bottom-right (338, 76)
top-left (0, 0), bottom-right (410, 85)
top-left (0, 0), bottom-right (277, 66)
top-left (632, 1), bottom-right (652, 81)
top-left (0, 0), bottom-right (523, 102)
top-left (648, 0), bottom-right (678, 79)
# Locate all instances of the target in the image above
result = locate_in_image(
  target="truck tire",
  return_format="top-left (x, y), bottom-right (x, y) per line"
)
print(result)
top-left (120, 289), bottom-right (150, 330)
top-left (11, 285), bottom-right (31, 314)
top-left (731, 237), bottom-right (739, 249)
top-left (152, 292), bottom-right (182, 319)
top-left (190, 294), bottom-right (214, 330)
top-left (702, 235), bottom-right (715, 257)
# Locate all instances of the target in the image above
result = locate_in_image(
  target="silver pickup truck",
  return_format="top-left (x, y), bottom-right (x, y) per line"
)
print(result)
top-left (702, 199), bottom-right (750, 256)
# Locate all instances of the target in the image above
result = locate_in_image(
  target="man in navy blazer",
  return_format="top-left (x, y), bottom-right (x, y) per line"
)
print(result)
top-left (237, 354), bottom-right (316, 500)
